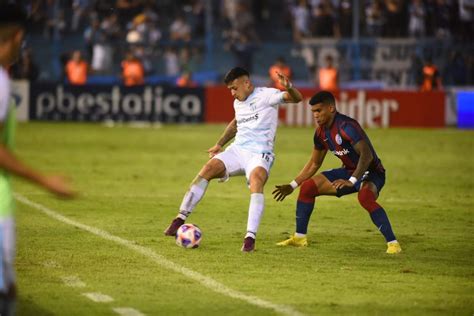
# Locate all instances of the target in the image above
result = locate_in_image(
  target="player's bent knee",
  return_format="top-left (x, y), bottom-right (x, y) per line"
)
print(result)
top-left (250, 168), bottom-right (267, 182)
top-left (199, 159), bottom-right (226, 180)
top-left (248, 169), bottom-right (267, 193)
top-left (357, 188), bottom-right (380, 213)
top-left (298, 179), bottom-right (318, 203)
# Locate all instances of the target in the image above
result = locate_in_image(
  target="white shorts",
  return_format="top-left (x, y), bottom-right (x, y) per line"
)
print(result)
top-left (213, 145), bottom-right (275, 182)
top-left (0, 216), bottom-right (15, 293)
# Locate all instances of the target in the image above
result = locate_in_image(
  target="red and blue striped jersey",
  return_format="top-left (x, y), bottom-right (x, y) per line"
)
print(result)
top-left (313, 112), bottom-right (385, 173)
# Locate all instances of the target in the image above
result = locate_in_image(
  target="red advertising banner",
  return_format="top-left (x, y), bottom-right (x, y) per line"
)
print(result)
top-left (205, 86), bottom-right (235, 123)
top-left (205, 87), bottom-right (446, 128)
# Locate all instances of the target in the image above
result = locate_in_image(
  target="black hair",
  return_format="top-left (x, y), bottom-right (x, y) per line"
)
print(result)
top-left (224, 67), bottom-right (249, 84)
top-left (309, 91), bottom-right (336, 106)
top-left (0, 3), bottom-right (28, 28)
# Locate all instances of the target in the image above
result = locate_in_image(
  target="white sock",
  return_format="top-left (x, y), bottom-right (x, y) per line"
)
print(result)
top-left (245, 231), bottom-right (256, 239)
top-left (246, 193), bottom-right (264, 238)
top-left (179, 176), bottom-right (209, 218)
top-left (295, 233), bottom-right (306, 238)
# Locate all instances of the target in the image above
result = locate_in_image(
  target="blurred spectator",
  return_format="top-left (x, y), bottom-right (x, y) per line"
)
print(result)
top-left (101, 13), bottom-right (122, 44)
top-left (232, 2), bottom-right (260, 43)
top-left (164, 46), bottom-right (180, 76)
top-left (408, 0), bottom-right (426, 37)
top-left (125, 15), bottom-right (146, 72)
top-left (179, 47), bottom-right (198, 73)
top-left (188, 0), bottom-right (205, 38)
top-left (83, 18), bottom-right (101, 61)
top-left (383, 0), bottom-right (405, 37)
top-left (121, 51), bottom-right (145, 86)
top-left (458, 0), bottom-right (474, 40)
top-left (142, 1), bottom-right (159, 23)
top-left (116, 0), bottom-right (144, 28)
top-left (433, 0), bottom-right (454, 38)
top-left (424, 0), bottom-right (437, 37)
top-left (169, 14), bottom-right (192, 42)
top-left (420, 58), bottom-right (442, 91)
top-left (312, 1), bottom-right (340, 37)
top-left (338, 0), bottom-right (353, 38)
top-left (44, 1), bottom-right (66, 39)
top-left (269, 57), bottom-right (293, 91)
top-left (10, 49), bottom-right (39, 82)
top-left (176, 70), bottom-right (198, 87)
top-left (125, 12), bottom-right (161, 74)
top-left (65, 50), bottom-right (88, 85)
top-left (365, 0), bottom-right (385, 37)
top-left (317, 54), bottom-right (338, 91)
top-left (445, 51), bottom-right (468, 86)
top-left (291, 0), bottom-right (311, 42)
top-left (229, 33), bottom-right (255, 72)
top-left (72, 0), bottom-right (91, 32)
top-left (126, 14), bottom-right (147, 45)
top-left (132, 46), bottom-right (153, 74)
top-left (90, 13), bottom-right (120, 74)
top-left (220, 0), bottom-right (238, 29)
top-left (140, 16), bottom-right (162, 48)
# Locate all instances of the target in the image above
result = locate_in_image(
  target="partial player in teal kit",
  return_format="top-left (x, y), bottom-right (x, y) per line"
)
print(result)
top-left (0, 4), bottom-right (75, 315)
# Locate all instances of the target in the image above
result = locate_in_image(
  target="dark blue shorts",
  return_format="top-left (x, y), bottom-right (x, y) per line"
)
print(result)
top-left (321, 168), bottom-right (385, 197)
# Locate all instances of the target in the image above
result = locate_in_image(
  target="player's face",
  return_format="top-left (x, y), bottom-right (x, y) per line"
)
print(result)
top-left (227, 76), bottom-right (251, 101)
top-left (311, 102), bottom-right (335, 127)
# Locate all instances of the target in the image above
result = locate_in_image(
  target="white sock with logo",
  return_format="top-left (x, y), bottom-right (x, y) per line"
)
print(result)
top-left (178, 176), bottom-right (209, 218)
top-left (246, 193), bottom-right (264, 239)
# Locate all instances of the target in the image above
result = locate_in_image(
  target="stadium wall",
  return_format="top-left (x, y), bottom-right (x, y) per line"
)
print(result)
top-left (12, 81), bottom-right (461, 128)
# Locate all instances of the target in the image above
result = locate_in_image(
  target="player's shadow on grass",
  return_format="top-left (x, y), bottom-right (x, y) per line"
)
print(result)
top-left (18, 297), bottom-right (54, 316)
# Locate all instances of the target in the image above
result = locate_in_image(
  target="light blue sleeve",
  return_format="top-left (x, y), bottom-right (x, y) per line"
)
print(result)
top-left (265, 88), bottom-right (285, 107)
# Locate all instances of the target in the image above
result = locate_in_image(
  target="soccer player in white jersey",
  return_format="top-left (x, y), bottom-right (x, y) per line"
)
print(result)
top-left (0, 4), bottom-right (75, 314)
top-left (164, 67), bottom-right (303, 252)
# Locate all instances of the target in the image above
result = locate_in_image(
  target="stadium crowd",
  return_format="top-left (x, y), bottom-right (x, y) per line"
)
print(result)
top-left (289, 0), bottom-right (473, 40)
top-left (8, 0), bottom-right (474, 87)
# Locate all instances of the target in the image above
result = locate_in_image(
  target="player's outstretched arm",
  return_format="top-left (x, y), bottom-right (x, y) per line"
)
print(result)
top-left (207, 118), bottom-right (237, 158)
top-left (273, 148), bottom-right (327, 202)
top-left (0, 145), bottom-right (76, 198)
top-left (276, 72), bottom-right (303, 103)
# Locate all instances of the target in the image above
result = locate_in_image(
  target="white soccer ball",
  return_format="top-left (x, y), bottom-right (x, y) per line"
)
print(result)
top-left (175, 224), bottom-right (202, 249)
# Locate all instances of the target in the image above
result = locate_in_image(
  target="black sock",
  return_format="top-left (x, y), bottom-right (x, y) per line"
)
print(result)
top-left (370, 208), bottom-right (396, 242)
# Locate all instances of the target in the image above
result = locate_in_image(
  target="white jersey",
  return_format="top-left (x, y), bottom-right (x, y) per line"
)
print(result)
top-left (232, 87), bottom-right (285, 154)
top-left (0, 67), bottom-right (10, 121)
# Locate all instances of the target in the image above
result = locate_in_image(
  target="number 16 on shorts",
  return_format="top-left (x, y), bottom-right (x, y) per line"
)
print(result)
top-left (261, 153), bottom-right (273, 163)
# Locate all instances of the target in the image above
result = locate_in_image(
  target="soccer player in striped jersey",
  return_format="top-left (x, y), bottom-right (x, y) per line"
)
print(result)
top-left (164, 67), bottom-right (303, 252)
top-left (0, 4), bottom-right (75, 314)
top-left (273, 91), bottom-right (401, 254)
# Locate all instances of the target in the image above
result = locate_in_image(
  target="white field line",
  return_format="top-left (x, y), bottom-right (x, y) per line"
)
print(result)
top-left (16, 192), bottom-right (173, 199)
top-left (15, 194), bottom-right (305, 316)
top-left (42, 260), bottom-right (62, 269)
top-left (82, 292), bottom-right (114, 303)
top-left (113, 307), bottom-right (146, 316)
top-left (62, 275), bottom-right (86, 288)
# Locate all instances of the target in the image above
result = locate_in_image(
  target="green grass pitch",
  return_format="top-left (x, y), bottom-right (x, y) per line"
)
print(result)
top-left (13, 122), bottom-right (473, 315)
